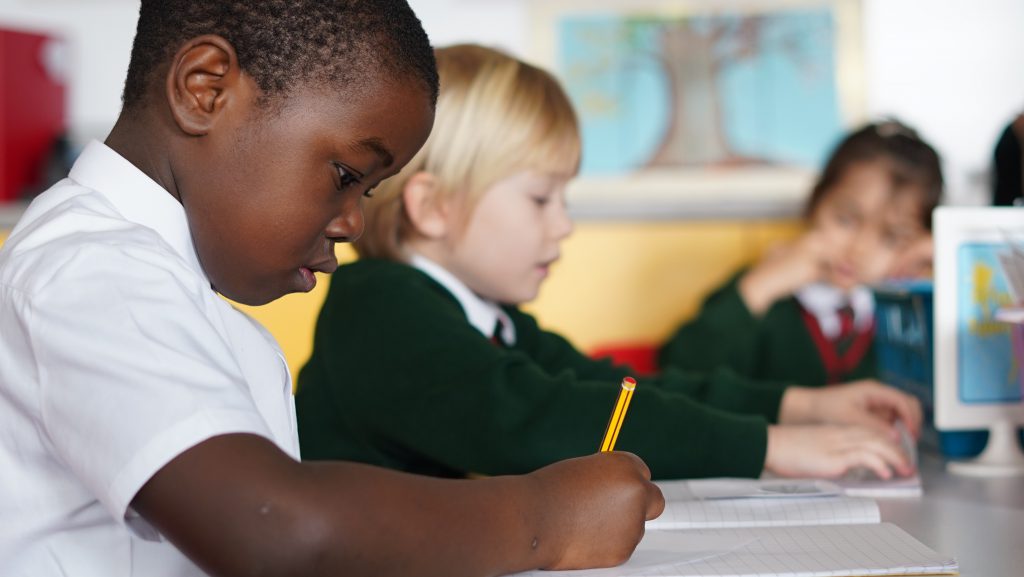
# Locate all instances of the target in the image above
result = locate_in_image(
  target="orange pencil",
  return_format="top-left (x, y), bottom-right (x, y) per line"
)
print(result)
top-left (599, 377), bottom-right (637, 452)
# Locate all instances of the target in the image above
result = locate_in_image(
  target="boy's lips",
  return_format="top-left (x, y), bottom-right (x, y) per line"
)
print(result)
top-left (539, 255), bottom-right (560, 268)
top-left (296, 259), bottom-right (339, 293)
top-left (305, 258), bottom-right (339, 275)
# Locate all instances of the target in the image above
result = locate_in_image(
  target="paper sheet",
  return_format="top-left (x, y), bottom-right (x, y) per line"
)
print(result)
top-left (511, 523), bottom-right (957, 577)
top-left (650, 480), bottom-right (880, 530)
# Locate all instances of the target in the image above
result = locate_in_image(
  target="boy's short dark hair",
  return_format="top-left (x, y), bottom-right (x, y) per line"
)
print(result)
top-left (122, 0), bottom-right (438, 110)
top-left (807, 119), bottom-right (944, 230)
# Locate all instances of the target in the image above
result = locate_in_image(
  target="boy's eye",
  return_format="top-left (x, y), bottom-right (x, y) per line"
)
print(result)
top-left (332, 162), bottom-right (363, 191)
top-left (531, 195), bottom-right (551, 207)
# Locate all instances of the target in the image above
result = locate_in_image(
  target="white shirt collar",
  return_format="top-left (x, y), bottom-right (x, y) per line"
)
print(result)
top-left (794, 282), bottom-right (875, 339)
top-left (68, 140), bottom-right (207, 281)
top-left (409, 253), bottom-right (516, 345)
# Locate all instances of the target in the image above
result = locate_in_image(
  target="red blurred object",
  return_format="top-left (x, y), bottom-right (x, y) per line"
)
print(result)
top-left (589, 343), bottom-right (659, 377)
top-left (0, 27), bottom-right (66, 203)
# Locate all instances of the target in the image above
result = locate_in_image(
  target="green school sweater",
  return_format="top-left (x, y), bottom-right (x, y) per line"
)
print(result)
top-left (296, 259), bottom-right (786, 480)
top-left (659, 272), bottom-right (877, 387)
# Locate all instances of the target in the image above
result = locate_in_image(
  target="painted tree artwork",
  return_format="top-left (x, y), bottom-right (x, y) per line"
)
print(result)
top-left (557, 6), bottom-right (846, 176)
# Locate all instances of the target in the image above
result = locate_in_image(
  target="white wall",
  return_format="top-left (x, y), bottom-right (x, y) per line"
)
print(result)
top-left (0, 0), bottom-right (138, 143)
top-left (862, 0), bottom-right (1024, 204)
top-left (1, 0), bottom-right (1022, 205)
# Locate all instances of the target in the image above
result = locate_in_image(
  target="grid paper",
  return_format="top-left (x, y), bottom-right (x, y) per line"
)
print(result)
top-left (512, 523), bottom-right (957, 577)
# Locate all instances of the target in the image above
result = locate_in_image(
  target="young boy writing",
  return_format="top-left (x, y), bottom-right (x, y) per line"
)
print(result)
top-left (296, 44), bottom-right (922, 483)
top-left (0, 3), bottom-right (663, 576)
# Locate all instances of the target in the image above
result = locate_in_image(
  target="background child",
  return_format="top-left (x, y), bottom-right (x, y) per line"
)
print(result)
top-left (0, 3), bottom-right (664, 575)
top-left (660, 120), bottom-right (943, 387)
top-left (296, 44), bottom-right (921, 484)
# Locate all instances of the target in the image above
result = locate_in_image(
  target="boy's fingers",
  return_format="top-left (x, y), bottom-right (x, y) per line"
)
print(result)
top-left (867, 386), bottom-right (923, 437)
top-left (646, 484), bottom-right (666, 520)
top-left (862, 432), bottom-right (912, 477)
top-left (842, 409), bottom-right (894, 437)
top-left (848, 450), bottom-right (893, 480)
top-left (616, 450), bottom-right (652, 480)
top-left (902, 396), bottom-right (924, 437)
top-left (608, 452), bottom-right (663, 520)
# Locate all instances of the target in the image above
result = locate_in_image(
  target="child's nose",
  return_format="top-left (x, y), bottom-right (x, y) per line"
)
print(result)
top-left (326, 204), bottom-right (365, 243)
top-left (550, 202), bottom-right (574, 241)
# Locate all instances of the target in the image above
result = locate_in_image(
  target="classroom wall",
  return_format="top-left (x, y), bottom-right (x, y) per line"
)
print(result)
top-left (1, 0), bottom-right (1021, 204)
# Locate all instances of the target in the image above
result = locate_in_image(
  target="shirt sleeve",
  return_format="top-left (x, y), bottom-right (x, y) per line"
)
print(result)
top-left (513, 310), bottom-right (784, 421)
top-left (304, 269), bottom-right (769, 480)
top-left (21, 243), bottom-right (274, 521)
top-left (659, 270), bottom-right (764, 377)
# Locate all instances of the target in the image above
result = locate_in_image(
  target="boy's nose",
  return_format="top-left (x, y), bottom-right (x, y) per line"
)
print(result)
top-left (326, 204), bottom-right (365, 243)
top-left (550, 202), bottom-right (574, 241)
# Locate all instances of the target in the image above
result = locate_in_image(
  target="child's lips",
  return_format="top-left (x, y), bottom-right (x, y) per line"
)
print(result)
top-left (298, 267), bottom-right (317, 292)
top-left (297, 259), bottom-right (339, 293)
top-left (830, 263), bottom-right (859, 286)
top-left (832, 261), bottom-right (856, 277)
top-left (307, 258), bottom-right (339, 275)
top-left (537, 257), bottom-right (559, 275)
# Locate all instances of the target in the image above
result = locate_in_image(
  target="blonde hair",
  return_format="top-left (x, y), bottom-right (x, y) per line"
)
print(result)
top-left (354, 43), bottom-right (581, 260)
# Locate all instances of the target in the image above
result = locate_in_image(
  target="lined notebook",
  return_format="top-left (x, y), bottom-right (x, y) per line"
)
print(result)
top-left (509, 478), bottom-right (957, 577)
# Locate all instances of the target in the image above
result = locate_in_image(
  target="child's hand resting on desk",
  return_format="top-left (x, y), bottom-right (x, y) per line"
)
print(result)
top-left (532, 451), bottom-right (665, 570)
top-left (764, 424), bottom-right (914, 479)
top-left (778, 380), bottom-right (923, 441)
top-left (739, 231), bottom-right (835, 315)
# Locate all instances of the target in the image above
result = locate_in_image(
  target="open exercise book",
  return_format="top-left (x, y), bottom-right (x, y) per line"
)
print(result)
top-left (510, 478), bottom-right (957, 577)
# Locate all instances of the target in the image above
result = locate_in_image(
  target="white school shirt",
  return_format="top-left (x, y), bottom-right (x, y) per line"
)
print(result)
top-left (0, 141), bottom-right (300, 576)
top-left (410, 253), bottom-right (516, 345)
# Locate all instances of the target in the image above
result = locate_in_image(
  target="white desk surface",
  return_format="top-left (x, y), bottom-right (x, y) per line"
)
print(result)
top-left (879, 452), bottom-right (1024, 577)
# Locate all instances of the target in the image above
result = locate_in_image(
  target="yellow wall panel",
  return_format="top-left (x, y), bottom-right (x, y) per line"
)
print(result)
top-left (524, 220), bottom-right (802, 350)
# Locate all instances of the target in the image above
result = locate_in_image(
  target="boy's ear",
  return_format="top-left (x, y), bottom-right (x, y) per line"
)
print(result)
top-left (165, 35), bottom-right (245, 136)
top-left (402, 172), bottom-right (450, 239)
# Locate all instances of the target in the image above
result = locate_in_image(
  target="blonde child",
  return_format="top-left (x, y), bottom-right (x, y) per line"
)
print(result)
top-left (659, 121), bottom-right (943, 387)
top-left (296, 44), bottom-right (921, 483)
top-left (0, 4), bottom-right (664, 575)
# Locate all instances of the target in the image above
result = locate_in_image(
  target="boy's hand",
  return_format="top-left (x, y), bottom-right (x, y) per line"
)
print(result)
top-left (778, 380), bottom-right (923, 440)
top-left (739, 231), bottom-right (833, 315)
top-left (765, 424), bottom-right (915, 479)
top-left (529, 452), bottom-right (664, 571)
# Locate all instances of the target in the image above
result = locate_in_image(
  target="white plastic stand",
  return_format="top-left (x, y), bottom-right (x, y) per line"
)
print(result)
top-left (947, 419), bottom-right (1024, 477)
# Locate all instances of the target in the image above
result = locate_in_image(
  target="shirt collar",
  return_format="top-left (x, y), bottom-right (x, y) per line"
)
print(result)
top-left (68, 140), bottom-right (206, 280)
top-left (794, 282), bottom-right (875, 339)
top-left (409, 253), bottom-right (516, 345)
